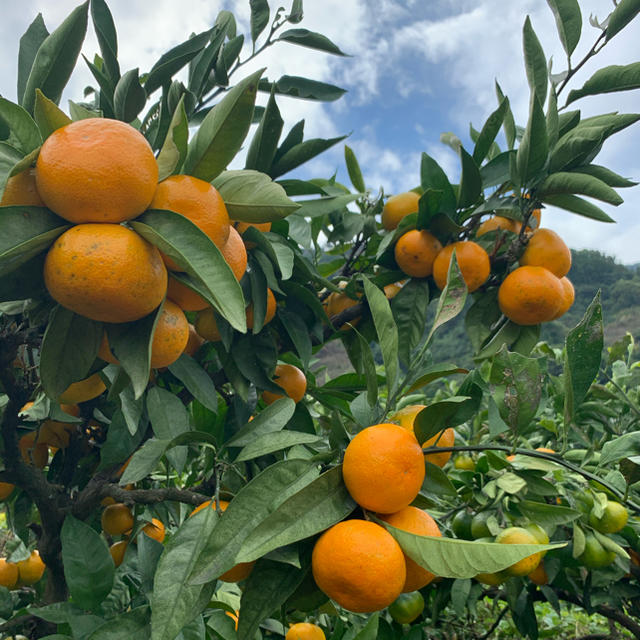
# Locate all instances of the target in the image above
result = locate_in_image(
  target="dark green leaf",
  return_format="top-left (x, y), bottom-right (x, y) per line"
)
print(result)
top-left (426, 252), bottom-right (467, 344)
top-left (144, 29), bottom-right (212, 96)
top-left (601, 431), bottom-right (640, 466)
top-left (294, 193), bottom-right (358, 218)
top-left (119, 438), bottom-right (168, 485)
top-left (0, 253), bottom-right (47, 302)
top-left (414, 396), bottom-right (474, 443)
top-left (182, 68), bottom-right (262, 181)
top-left (457, 146), bottom-right (482, 208)
top-left (214, 36), bottom-right (245, 87)
top-left (0, 97), bottom-right (41, 155)
top-left (188, 28), bottom-right (226, 98)
top-left (480, 150), bottom-right (515, 189)
top-left (131, 211), bottom-right (245, 331)
top-left (22, 2), bottom-right (89, 114)
top-left (539, 171), bottom-right (623, 204)
top-left (523, 16), bottom-right (548, 106)
top-left (571, 164), bottom-right (637, 188)
top-left (351, 327), bottom-right (378, 407)
top-left (408, 364), bottom-right (467, 393)
top-left (156, 96), bottom-right (188, 181)
top-left (61, 516), bottom-right (114, 611)
top-left (245, 91), bottom-right (284, 173)
top-left (269, 134), bottom-right (348, 179)
top-left (516, 93), bottom-right (548, 183)
top-left (235, 431), bottom-right (322, 462)
top-left (390, 280), bottom-right (430, 366)
top-left (250, 0), bottom-right (270, 43)
top-left (605, 0), bottom-right (640, 41)
top-left (34, 89), bottom-right (72, 139)
top-left (168, 353), bottom-right (219, 412)
top-left (278, 29), bottom-right (348, 56)
top-left (17, 14), bottom-right (49, 106)
top-left (420, 152), bottom-right (456, 213)
top-left (567, 62), bottom-right (640, 104)
top-left (88, 607), bottom-right (150, 640)
top-left (83, 54), bottom-right (115, 117)
top-left (344, 145), bottom-right (365, 192)
top-left (473, 98), bottom-right (507, 165)
top-left (258, 75), bottom-right (346, 101)
top-left (147, 386), bottom-right (190, 441)
top-left (518, 500), bottom-right (582, 527)
top-left (547, 0), bottom-right (582, 56)
top-left (289, 0), bottom-right (304, 23)
top-left (558, 109), bottom-right (580, 136)
top-left (422, 461), bottom-right (457, 497)
top-left (495, 81), bottom-right (516, 149)
top-left (225, 397), bottom-right (296, 448)
top-left (91, 0), bottom-right (120, 85)
top-left (547, 89), bottom-right (559, 149)
top-left (114, 68), bottom-right (146, 122)
top-left (540, 193), bottom-right (614, 222)
top-left (416, 189), bottom-right (443, 230)
top-left (279, 310), bottom-right (312, 366)
top-left (98, 409), bottom-right (145, 471)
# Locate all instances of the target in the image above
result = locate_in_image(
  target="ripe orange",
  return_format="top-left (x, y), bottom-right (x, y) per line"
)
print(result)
top-left (0, 558), bottom-right (18, 588)
top-left (149, 175), bottom-right (230, 271)
top-left (36, 118), bottom-right (157, 223)
top-left (101, 503), bottom-right (134, 536)
top-left (0, 482), bottom-right (14, 500)
top-left (167, 277), bottom-right (208, 312)
top-left (552, 277), bottom-right (575, 319)
top-left (0, 168), bottom-right (45, 206)
top-left (394, 229), bottom-right (443, 278)
top-left (432, 241), bottom-right (490, 292)
top-left (382, 192), bottom-right (420, 230)
top-left (235, 220), bottom-right (272, 248)
top-left (380, 506), bottom-right (441, 591)
top-left (16, 550), bottom-right (46, 585)
top-left (285, 622), bottom-right (325, 640)
top-left (189, 500), bottom-right (255, 581)
top-left (141, 518), bottom-right (165, 543)
top-left (44, 223), bottom-right (168, 323)
top-left (195, 308), bottom-right (222, 342)
top-left (384, 281), bottom-right (405, 299)
top-left (527, 561), bottom-right (548, 586)
top-left (110, 540), bottom-right (128, 567)
top-left (221, 226), bottom-right (248, 281)
top-left (150, 300), bottom-right (189, 368)
top-left (342, 423), bottom-right (425, 514)
top-left (262, 364), bottom-right (307, 405)
top-left (246, 288), bottom-right (277, 329)
top-left (59, 373), bottom-right (106, 404)
top-left (324, 282), bottom-right (361, 330)
top-left (495, 527), bottom-right (542, 576)
top-left (498, 266), bottom-right (564, 325)
top-left (18, 432), bottom-right (48, 468)
top-left (184, 324), bottom-right (204, 357)
top-left (311, 519), bottom-right (406, 612)
top-left (519, 228), bottom-right (571, 278)
top-left (476, 216), bottom-right (520, 236)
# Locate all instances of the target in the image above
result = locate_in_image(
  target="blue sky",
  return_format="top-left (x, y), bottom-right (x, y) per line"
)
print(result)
top-left (0, 1), bottom-right (639, 262)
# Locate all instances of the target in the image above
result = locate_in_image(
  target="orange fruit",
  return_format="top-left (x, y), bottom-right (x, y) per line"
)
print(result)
top-left (0, 558), bottom-right (18, 588)
top-left (495, 527), bottom-right (542, 576)
top-left (149, 175), bottom-right (230, 271)
top-left (195, 308), bottom-right (222, 342)
top-left (18, 432), bottom-right (48, 468)
top-left (166, 277), bottom-right (208, 312)
top-left (141, 518), bottom-right (165, 543)
top-left (36, 404), bottom-right (80, 449)
top-left (382, 192), bottom-right (420, 230)
top-left (528, 561), bottom-right (548, 586)
top-left (519, 228), bottom-right (571, 278)
top-left (101, 496), bottom-right (117, 507)
top-left (189, 500), bottom-right (255, 581)
top-left (311, 519), bottom-right (406, 612)
top-left (0, 168), bottom-right (45, 206)
top-left (110, 540), bottom-right (128, 567)
top-left (262, 364), bottom-right (307, 405)
top-left (246, 288), bottom-right (277, 329)
top-left (150, 300), bottom-right (189, 368)
top-left (384, 281), bottom-right (405, 299)
top-left (476, 216), bottom-right (519, 237)
top-left (475, 571), bottom-right (507, 585)
top-left (498, 266), bottom-right (564, 325)
top-left (101, 503), bottom-right (134, 536)
top-left (394, 229), bottom-right (443, 278)
top-left (432, 241), bottom-right (490, 292)
top-left (325, 282), bottom-right (361, 330)
top-left (380, 506), bottom-right (441, 591)
top-left (16, 550), bottom-right (46, 585)
top-left (0, 482), bottom-right (14, 500)
top-left (552, 277), bottom-right (574, 319)
top-left (286, 622), bottom-right (325, 640)
top-left (342, 423), bottom-right (425, 514)
top-left (44, 223), bottom-right (168, 323)
top-left (35, 118), bottom-right (157, 223)
top-left (184, 324), bottom-right (204, 357)
top-left (235, 220), bottom-right (271, 249)
top-left (59, 373), bottom-right (106, 404)
top-left (220, 226), bottom-right (247, 281)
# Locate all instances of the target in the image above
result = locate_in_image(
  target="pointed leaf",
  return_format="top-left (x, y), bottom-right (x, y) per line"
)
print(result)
top-left (571, 164), bottom-right (637, 188)
top-left (495, 81), bottom-right (516, 149)
top-left (250, 0), bottom-right (270, 43)
top-left (539, 171), bottom-right (623, 204)
top-left (547, 89), bottom-right (559, 149)
top-left (344, 145), bottom-right (366, 192)
top-left (235, 431), bottom-right (322, 462)
top-left (91, 0), bottom-right (120, 84)
top-left (605, 0), bottom-right (640, 41)
top-left (457, 146), bottom-right (482, 208)
top-left (547, 0), bottom-right (582, 56)
top-left (426, 252), bottom-right (467, 344)
top-left (421, 152), bottom-right (456, 213)
top-left (414, 396), bottom-right (474, 443)
top-left (258, 75), bottom-right (346, 102)
top-left (0, 97), bottom-right (41, 155)
top-left (114, 68), bottom-right (146, 123)
top-left (517, 93), bottom-right (548, 182)
top-left (540, 194), bottom-right (614, 222)
top-left (156, 96), bottom-right (188, 181)
top-left (567, 62), bottom-right (640, 105)
top-left (168, 353), bottom-right (219, 412)
top-left (88, 607), bottom-right (150, 640)
top-left (188, 27), bottom-right (226, 98)
top-left (245, 91), bottom-right (284, 173)
top-left (269, 134), bottom-right (348, 179)
top-left (278, 29), bottom-right (349, 56)
top-left (352, 327), bottom-right (378, 407)
top-left (391, 280), bottom-right (430, 366)
top-left (473, 98), bottom-right (507, 165)
top-left (17, 14), bottom-right (49, 106)
top-left (34, 89), bottom-right (72, 139)
top-left (523, 16), bottom-right (548, 106)
top-left (225, 397), bottom-right (296, 448)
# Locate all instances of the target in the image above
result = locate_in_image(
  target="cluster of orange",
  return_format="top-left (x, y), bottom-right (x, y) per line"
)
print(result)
top-left (382, 191), bottom-right (575, 326)
top-left (0, 550), bottom-right (46, 589)
top-left (100, 501), bottom-right (165, 567)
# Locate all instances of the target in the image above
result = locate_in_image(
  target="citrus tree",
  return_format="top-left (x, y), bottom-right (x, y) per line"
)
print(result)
top-left (0, 1), bottom-right (639, 639)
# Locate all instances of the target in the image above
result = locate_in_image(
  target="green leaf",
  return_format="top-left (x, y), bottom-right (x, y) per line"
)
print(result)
top-left (235, 431), bottom-right (322, 462)
top-left (547, 89), bottom-right (559, 149)
top-left (131, 211), bottom-right (245, 331)
top-left (88, 607), bottom-right (150, 640)
top-left (279, 309), bottom-right (312, 366)
top-left (539, 171), bottom-right (623, 204)
top-left (495, 81), bottom-right (516, 149)
top-left (601, 431), bottom-right (640, 466)
top-left (156, 96), bottom-right (188, 181)
top-left (237, 559), bottom-right (306, 640)
top-left (518, 500), bottom-right (582, 527)
top-left (258, 75), bottom-right (346, 102)
top-left (344, 145), bottom-right (366, 192)
top-left (0, 206), bottom-right (69, 276)
top-left (362, 276), bottom-right (398, 395)
top-left (414, 396), bottom-right (473, 443)
top-left (540, 193), bottom-right (614, 222)
top-left (215, 35), bottom-right (245, 86)
top-left (61, 516), bottom-right (114, 611)
top-left (516, 93), bottom-right (548, 183)
top-left (190, 460), bottom-right (318, 585)
top-left (408, 364), bottom-right (467, 393)
top-left (40, 306), bottom-right (102, 400)
top-left (420, 152), bottom-right (456, 213)
top-left (380, 521), bottom-right (564, 579)
top-left (83, 54), bottom-right (115, 117)
top-left (212, 169), bottom-right (300, 222)
top-left (605, 0), bottom-right (640, 41)
top-left (547, 0), bottom-right (582, 56)
top-left (17, 14), bottom-right (49, 106)
top-left (391, 280), bottom-right (430, 366)
top-left (352, 327), bottom-right (378, 407)
top-left (294, 193), bottom-right (358, 218)
top-left (522, 16), bottom-right (548, 106)
top-left (90, 0), bottom-right (120, 85)
top-left (188, 27), bottom-right (226, 98)
top-left (68, 100), bottom-right (102, 121)
top-left (144, 29), bottom-right (212, 96)
top-left (225, 397), bottom-right (296, 448)
top-left (567, 63), bottom-right (640, 105)
top-left (473, 98), bottom-right (507, 165)
top-left (480, 150), bottom-right (515, 189)
top-left (114, 68), bottom-right (146, 123)
top-left (0, 97), bottom-right (41, 155)
top-left (22, 2), bottom-right (89, 114)
top-left (245, 91), bottom-right (284, 173)
top-left (98, 409), bottom-right (145, 471)
top-left (250, 0), bottom-right (270, 43)
top-left (269, 134), bottom-right (348, 179)
top-left (150, 507), bottom-right (219, 640)
top-left (168, 353), bottom-right (219, 413)
top-left (237, 466), bottom-right (356, 562)
top-left (571, 164), bottom-right (637, 188)
top-left (146, 387), bottom-right (190, 441)
top-left (457, 146), bottom-right (482, 208)
top-left (119, 438), bottom-right (168, 485)
top-left (564, 292), bottom-right (603, 423)
top-left (183, 68), bottom-right (262, 181)
top-left (34, 89), bottom-right (72, 139)
top-left (278, 29), bottom-right (349, 56)
top-left (422, 462), bottom-right (457, 497)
